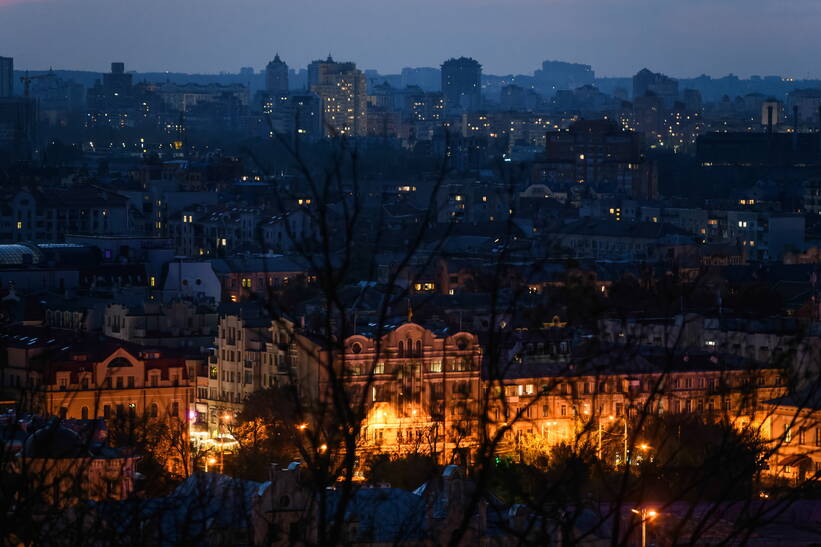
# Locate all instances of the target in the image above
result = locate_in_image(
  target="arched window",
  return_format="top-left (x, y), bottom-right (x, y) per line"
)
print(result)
top-left (81, 407), bottom-right (89, 419)
top-left (150, 403), bottom-right (158, 418)
top-left (415, 340), bottom-right (422, 358)
top-left (108, 357), bottom-right (133, 368)
top-left (407, 338), bottom-right (413, 357)
top-left (397, 341), bottom-right (404, 357)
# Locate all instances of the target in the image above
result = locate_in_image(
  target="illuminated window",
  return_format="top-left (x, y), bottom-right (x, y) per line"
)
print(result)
top-left (149, 276), bottom-right (156, 287)
top-left (16, 221), bottom-right (22, 229)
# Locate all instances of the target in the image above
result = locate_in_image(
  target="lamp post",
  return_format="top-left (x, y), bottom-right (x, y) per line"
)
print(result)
top-left (205, 456), bottom-right (217, 473)
top-left (638, 443), bottom-right (652, 463)
top-left (631, 508), bottom-right (658, 547)
top-left (220, 413), bottom-right (232, 474)
top-left (623, 416), bottom-right (629, 465)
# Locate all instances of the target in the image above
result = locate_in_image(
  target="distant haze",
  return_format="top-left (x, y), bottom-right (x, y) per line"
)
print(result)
top-left (1, 0), bottom-right (820, 78)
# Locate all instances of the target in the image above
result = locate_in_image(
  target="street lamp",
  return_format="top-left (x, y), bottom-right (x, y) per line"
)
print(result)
top-left (631, 508), bottom-right (658, 547)
top-left (219, 413), bottom-right (232, 473)
top-left (205, 456), bottom-right (217, 473)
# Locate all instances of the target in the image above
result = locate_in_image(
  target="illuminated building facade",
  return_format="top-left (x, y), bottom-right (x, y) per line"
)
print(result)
top-left (309, 56), bottom-right (368, 137)
top-left (334, 322), bottom-right (483, 464)
top-left (489, 347), bottom-right (786, 463)
top-left (42, 343), bottom-right (194, 475)
top-left (43, 344), bottom-right (193, 422)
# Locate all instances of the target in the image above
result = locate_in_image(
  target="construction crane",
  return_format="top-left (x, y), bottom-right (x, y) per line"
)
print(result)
top-left (19, 70), bottom-right (53, 97)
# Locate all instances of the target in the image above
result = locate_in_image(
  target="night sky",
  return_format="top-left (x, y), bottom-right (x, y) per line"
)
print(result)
top-left (1, 0), bottom-right (819, 78)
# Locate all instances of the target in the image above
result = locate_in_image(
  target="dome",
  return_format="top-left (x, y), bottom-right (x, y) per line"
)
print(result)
top-left (0, 244), bottom-right (41, 266)
top-left (22, 420), bottom-right (86, 459)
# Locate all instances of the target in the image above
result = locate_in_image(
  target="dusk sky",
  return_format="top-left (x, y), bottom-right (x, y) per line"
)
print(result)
top-left (1, 0), bottom-right (819, 78)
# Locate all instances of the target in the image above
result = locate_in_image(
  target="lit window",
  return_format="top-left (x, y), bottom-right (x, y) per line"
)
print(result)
top-left (149, 276), bottom-right (156, 287)
top-left (16, 221), bottom-right (22, 229)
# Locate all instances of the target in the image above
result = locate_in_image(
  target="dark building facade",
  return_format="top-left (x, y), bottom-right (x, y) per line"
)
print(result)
top-left (0, 56), bottom-right (12, 98)
top-left (265, 54), bottom-right (288, 94)
top-left (441, 57), bottom-right (482, 113)
top-left (535, 119), bottom-right (655, 198)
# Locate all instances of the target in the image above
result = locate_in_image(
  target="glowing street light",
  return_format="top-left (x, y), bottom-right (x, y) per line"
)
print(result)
top-left (631, 508), bottom-right (658, 547)
top-left (205, 456), bottom-right (217, 473)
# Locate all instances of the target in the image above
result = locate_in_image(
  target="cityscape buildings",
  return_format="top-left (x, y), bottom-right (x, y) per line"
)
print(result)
top-left (3, 36), bottom-right (821, 545)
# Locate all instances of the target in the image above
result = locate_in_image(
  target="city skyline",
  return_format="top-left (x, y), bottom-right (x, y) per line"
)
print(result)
top-left (1, 0), bottom-right (821, 79)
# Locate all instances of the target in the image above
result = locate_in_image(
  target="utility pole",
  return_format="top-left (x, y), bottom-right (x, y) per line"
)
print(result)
top-left (624, 416), bottom-right (629, 465)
